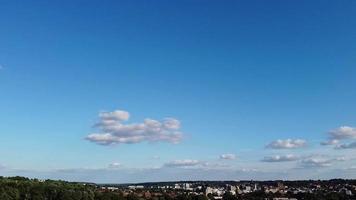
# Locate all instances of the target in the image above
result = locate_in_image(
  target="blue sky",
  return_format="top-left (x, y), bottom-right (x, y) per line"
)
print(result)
top-left (0, 0), bottom-right (356, 183)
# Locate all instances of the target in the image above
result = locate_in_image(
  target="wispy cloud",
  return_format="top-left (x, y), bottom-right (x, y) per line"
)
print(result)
top-left (108, 162), bottom-right (122, 168)
top-left (219, 154), bottom-right (236, 160)
top-left (266, 139), bottom-right (306, 149)
top-left (262, 154), bottom-right (300, 162)
top-left (163, 159), bottom-right (233, 170)
top-left (1, 159), bottom-right (354, 183)
top-left (300, 158), bottom-right (331, 168)
top-left (321, 139), bottom-right (339, 146)
top-left (298, 155), bottom-right (346, 168)
top-left (335, 141), bottom-right (356, 149)
top-left (85, 109), bottom-right (183, 145)
top-left (201, 162), bottom-right (232, 170)
top-left (164, 160), bottom-right (201, 168)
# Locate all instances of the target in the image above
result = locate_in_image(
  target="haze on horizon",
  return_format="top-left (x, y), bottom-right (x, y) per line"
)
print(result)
top-left (0, 0), bottom-right (356, 183)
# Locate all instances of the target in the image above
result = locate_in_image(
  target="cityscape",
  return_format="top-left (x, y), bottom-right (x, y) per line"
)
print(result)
top-left (100, 180), bottom-right (356, 199)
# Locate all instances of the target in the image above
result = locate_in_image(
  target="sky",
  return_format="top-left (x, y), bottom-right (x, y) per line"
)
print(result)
top-left (0, 0), bottom-right (356, 183)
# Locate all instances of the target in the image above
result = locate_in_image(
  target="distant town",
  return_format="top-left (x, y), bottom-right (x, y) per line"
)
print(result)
top-left (97, 179), bottom-right (356, 200)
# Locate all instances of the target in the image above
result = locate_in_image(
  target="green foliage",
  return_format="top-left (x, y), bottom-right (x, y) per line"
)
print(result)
top-left (0, 176), bottom-right (96, 200)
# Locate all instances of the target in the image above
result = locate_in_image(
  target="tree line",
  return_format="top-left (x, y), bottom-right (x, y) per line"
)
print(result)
top-left (0, 176), bottom-right (120, 200)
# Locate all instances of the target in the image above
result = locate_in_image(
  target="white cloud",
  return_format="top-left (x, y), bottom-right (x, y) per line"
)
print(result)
top-left (86, 109), bottom-right (183, 145)
top-left (300, 158), bottom-right (332, 168)
top-left (99, 110), bottom-right (130, 122)
top-left (164, 160), bottom-right (201, 168)
top-left (322, 126), bottom-right (356, 146)
top-left (163, 159), bottom-right (233, 170)
top-left (108, 162), bottom-right (122, 168)
top-left (321, 139), bottom-right (339, 146)
top-left (201, 162), bottom-right (232, 170)
top-left (266, 139), bottom-right (306, 149)
top-left (238, 168), bottom-right (260, 173)
top-left (163, 118), bottom-right (181, 130)
top-left (298, 155), bottom-right (346, 168)
top-left (262, 154), bottom-right (300, 162)
top-left (328, 126), bottom-right (356, 140)
top-left (334, 156), bottom-right (347, 161)
top-left (220, 154), bottom-right (236, 160)
top-left (335, 141), bottom-right (356, 149)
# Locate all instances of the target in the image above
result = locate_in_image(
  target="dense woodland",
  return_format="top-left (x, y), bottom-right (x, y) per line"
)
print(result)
top-left (0, 176), bottom-right (112, 200)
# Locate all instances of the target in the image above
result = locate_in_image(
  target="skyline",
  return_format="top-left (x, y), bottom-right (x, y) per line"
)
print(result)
top-left (1, 0), bottom-right (356, 183)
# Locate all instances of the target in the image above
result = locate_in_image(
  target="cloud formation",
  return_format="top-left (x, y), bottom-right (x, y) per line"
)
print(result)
top-left (86, 110), bottom-right (183, 145)
top-left (328, 126), bottom-right (356, 140)
top-left (335, 142), bottom-right (356, 149)
top-left (163, 159), bottom-right (232, 170)
top-left (299, 155), bottom-right (346, 168)
top-left (164, 160), bottom-right (201, 168)
top-left (220, 154), bottom-right (236, 160)
top-left (322, 126), bottom-right (356, 146)
top-left (266, 139), bottom-right (306, 149)
top-left (108, 162), bottom-right (122, 168)
top-left (321, 139), bottom-right (339, 146)
top-left (201, 162), bottom-right (232, 170)
top-left (300, 158), bottom-right (332, 168)
top-left (262, 154), bottom-right (299, 162)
